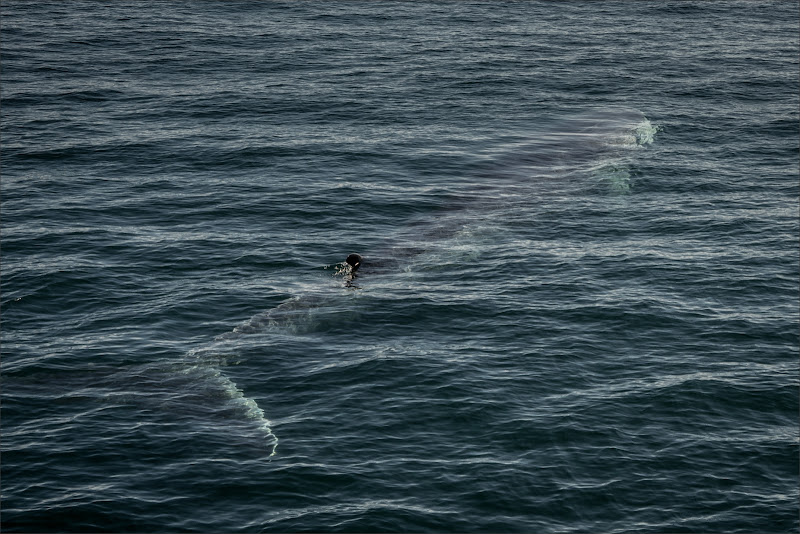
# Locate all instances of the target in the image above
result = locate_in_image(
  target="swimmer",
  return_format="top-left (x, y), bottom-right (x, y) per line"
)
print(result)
top-left (346, 253), bottom-right (363, 273)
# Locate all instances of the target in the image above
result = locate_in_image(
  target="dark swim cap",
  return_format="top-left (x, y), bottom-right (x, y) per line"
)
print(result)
top-left (346, 253), bottom-right (363, 272)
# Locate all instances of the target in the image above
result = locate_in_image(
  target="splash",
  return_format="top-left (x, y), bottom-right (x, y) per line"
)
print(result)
top-left (587, 112), bottom-right (659, 194)
top-left (634, 117), bottom-right (659, 146)
top-left (593, 163), bottom-right (632, 194)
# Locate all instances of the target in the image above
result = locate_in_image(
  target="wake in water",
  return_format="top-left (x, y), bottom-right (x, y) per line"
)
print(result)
top-left (181, 107), bottom-right (658, 458)
top-left (182, 343), bottom-right (280, 457)
top-left (482, 108), bottom-right (658, 193)
top-left (352, 108), bottom-right (660, 272)
top-left (180, 288), bottom-right (355, 457)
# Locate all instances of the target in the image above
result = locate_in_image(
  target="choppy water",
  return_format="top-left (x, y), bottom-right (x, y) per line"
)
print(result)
top-left (2, 1), bottom-right (798, 532)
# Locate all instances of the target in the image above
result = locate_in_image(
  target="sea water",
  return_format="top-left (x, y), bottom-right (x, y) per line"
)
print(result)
top-left (2, 1), bottom-right (798, 532)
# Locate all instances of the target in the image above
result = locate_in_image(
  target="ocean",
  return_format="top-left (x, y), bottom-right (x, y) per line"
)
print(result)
top-left (1, 1), bottom-right (798, 532)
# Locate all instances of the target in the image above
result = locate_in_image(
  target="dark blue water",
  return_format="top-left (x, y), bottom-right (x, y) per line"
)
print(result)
top-left (2, 1), bottom-right (798, 532)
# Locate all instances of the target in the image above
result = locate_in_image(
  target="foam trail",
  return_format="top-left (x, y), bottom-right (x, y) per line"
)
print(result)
top-left (485, 108), bottom-right (659, 194)
top-left (180, 291), bottom-right (344, 456)
top-left (588, 114), bottom-right (659, 195)
top-left (180, 300), bottom-right (324, 458)
top-left (175, 109), bottom-right (658, 456)
top-left (218, 370), bottom-right (279, 457)
top-left (177, 349), bottom-right (279, 456)
top-left (341, 109), bottom-right (660, 283)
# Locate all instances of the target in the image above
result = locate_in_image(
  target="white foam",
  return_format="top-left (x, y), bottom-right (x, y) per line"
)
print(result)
top-left (178, 303), bottom-right (297, 456)
top-left (634, 118), bottom-right (659, 146)
top-left (177, 351), bottom-right (279, 457)
top-left (590, 114), bottom-right (659, 194)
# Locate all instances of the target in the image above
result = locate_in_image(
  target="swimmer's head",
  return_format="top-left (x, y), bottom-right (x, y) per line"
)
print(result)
top-left (346, 253), bottom-right (363, 273)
